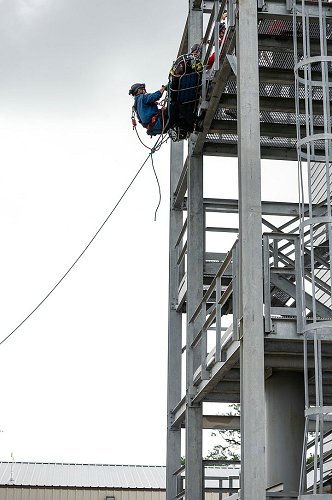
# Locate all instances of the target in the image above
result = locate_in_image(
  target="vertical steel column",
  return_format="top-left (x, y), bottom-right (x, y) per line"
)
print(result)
top-left (237, 0), bottom-right (266, 495)
top-left (185, 3), bottom-right (204, 499)
top-left (185, 143), bottom-right (204, 500)
top-left (166, 141), bottom-right (184, 500)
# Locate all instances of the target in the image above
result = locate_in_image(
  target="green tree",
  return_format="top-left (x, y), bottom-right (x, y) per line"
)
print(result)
top-left (205, 404), bottom-right (241, 461)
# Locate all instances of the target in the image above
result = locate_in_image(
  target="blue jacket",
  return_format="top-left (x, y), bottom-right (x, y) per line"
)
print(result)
top-left (135, 90), bottom-right (162, 128)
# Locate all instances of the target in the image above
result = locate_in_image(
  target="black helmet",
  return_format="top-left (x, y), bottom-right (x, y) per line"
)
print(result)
top-left (190, 43), bottom-right (201, 55)
top-left (129, 83), bottom-right (145, 96)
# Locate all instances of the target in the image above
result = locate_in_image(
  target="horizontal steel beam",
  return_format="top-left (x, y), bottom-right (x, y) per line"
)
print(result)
top-left (227, 67), bottom-right (325, 85)
top-left (203, 415), bottom-right (240, 430)
top-left (180, 196), bottom-right (322, 220)
top-left (202, 414), bottom-right (331, 432)
top-left (203, 142), bottom-right (298, 161)
top-left (173, 414), bottom-right (241, 431)
top-left (265, 354), bottom-right (332, 370)
top-left (258, 36), bottom-right (332, 54)
top-left (220, 94), bottom-right (330, 114)
top-left (209, 119), bottom-right (325, 139)
top-left (204, 393), bottom-right (240, 403)
top-left (258, 0), bottom-right (332, 18)
top-left (183, 198), bottom-right (309, 216)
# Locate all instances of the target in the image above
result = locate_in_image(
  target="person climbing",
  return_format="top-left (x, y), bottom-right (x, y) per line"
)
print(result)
top-left (129, 83), bottom-right (168, 136)
top-left (166, 43), bottom-right (203, 140)
top-left (207, 12), bottom-right (228, 69)
top-left (170, 43), bottom-right (203, 77)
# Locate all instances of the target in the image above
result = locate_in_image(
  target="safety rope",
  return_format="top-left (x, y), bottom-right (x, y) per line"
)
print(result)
top-left (131, 95), bottom-right (170, 221)
top-left (0, 148), bottom-right (160, 347)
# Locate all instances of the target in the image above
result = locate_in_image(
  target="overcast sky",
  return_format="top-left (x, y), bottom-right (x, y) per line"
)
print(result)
top-left (0, 0), bottom-right (299, 467)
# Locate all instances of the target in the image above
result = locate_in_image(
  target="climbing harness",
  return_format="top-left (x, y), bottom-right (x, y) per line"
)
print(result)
top-left (145, 110), bottom-right (162, 135)
top-left (131, 103), bottom-right (168, 149)
top-left (130, 46), bottom-right (203, 144)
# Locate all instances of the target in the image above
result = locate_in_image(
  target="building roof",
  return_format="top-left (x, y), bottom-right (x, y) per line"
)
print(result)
top-left (0, 462), bottom-right (166, 489)
top-left (0, 462), bottom-right (240, 490)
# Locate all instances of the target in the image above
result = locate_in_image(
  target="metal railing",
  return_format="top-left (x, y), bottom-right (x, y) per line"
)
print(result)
top-left (188, 240), bottom-right (239, 385)
top-left (201, 0), bottom-right (237, 106)
top-left (174, 461), bottom-right (240, 499)
top-left (263, 232), bottom-right (304, 333)
top-left (175, 218), bottom-right (187, 310)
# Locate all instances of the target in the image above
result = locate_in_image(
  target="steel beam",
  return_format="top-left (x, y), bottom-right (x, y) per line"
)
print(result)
top-left (166, 142), bottom-right (184, 500)
top-left (258, 36), bottom-right (332, 55)
top-left (219, 94), bottom-right (331, 115)
top-left (177, 16), bottom-right (188, 57)
top-left (202, 414), bottom-right (241, 430)
top-left (185, 8), bottom-right (204, 497)
top-left (228, 67), bottom-right (325, 85)
top-left (193, 31), bottom-right (236, 155)
top-left (173, 157), bottom-right (188, 209)
top-left (183, 198), bottom-right (308, 216)
top-left (203, 143), bottom-right (299, 161)
top-left (257, 0), bottom-right (332, 18)
top-left (185, 143), bottom-right (204, 500)
top-left (237, 0), bottom-right (266, 494)
top-left (209, 119), bottom-right (325, 139)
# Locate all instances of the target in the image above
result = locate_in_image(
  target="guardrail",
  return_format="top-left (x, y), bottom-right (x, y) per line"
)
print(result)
top-left (175, 218), bottom-right (187, 311)
top-left (174, 460), bottom-right (240, 498)
top-left (263, 232), bottom-right (304, 333)
top-left (188, 240), bottom-right (240, 382)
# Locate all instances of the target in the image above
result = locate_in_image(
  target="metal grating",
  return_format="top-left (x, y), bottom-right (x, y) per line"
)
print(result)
top-left (205, 132), bottom-right (298, 149)
top-left (259, 50), bottom-right (295, 69)
top-left (214, 107), bottom-right (325, 126)
top-left (258, 18), bottom-right (332, 39)
top-left (206, 133), bottom-right (237, 144)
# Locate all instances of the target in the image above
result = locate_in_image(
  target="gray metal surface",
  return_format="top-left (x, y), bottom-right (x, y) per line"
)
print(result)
top-left (0, 462), bottom-right (166, 489)
top-left (237, 0), bottom-right (266, 495)
top-left (183, 8), bottom-right (205, 500)
top-left (265, 371), bottom-right (304, 492)
top-left (166, 141), bottom-right (183, 500)
top-left (185, 143), bottom-right (204, 500)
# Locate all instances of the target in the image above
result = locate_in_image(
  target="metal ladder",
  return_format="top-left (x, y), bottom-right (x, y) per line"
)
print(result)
top-left (293, 0), bottom-right (332, 495)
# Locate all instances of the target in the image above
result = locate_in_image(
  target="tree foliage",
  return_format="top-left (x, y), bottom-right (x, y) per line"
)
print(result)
top-left (205, 404), bottom-right (241, 461)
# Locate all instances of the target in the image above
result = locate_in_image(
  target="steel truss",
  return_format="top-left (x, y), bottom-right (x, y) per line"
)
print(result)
top-left (166, 0), bottom-right (332, 498)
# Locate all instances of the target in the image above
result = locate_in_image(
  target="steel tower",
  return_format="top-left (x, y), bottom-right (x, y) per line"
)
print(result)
top-left (167, 0), bottom-right (332, 498)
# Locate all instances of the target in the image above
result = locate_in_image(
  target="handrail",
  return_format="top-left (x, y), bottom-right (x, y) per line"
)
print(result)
top-left (203, 0), bottom-right (227, 66)
top-left (189, 239), bottom-right (237, 324)
top-left (263, 231), bottom-right (331, 327)
top-left (263, 232), bottom-right (304, 333)
top-left (188, 239), bottom-right (239, 381)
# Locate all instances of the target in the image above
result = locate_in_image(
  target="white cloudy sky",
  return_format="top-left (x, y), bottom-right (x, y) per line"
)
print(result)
top-left (0, 0), bottom-right (299, 466)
